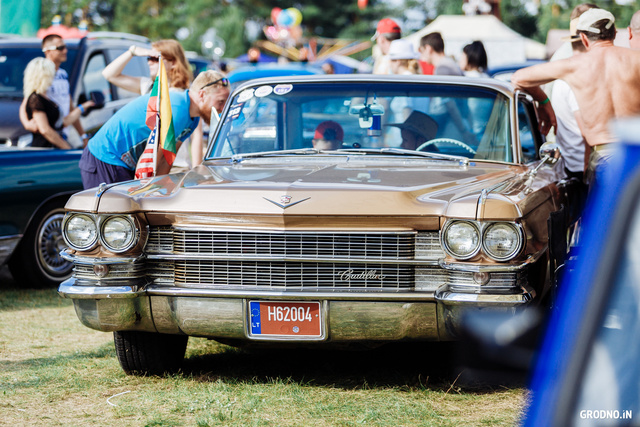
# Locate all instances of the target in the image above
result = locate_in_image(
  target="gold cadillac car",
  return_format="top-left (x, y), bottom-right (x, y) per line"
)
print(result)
top-left (58, 75), bottom-right (579, 375)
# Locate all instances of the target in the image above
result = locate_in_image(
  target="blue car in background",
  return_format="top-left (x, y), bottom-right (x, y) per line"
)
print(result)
top-left (523, 118), bottom-right (640, 426)
top-left (1, 147), bottom-right (83, 287)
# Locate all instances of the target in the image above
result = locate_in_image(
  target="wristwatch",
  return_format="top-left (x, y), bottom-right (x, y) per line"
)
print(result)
top-left (129, 45), bottom-right (137, 56)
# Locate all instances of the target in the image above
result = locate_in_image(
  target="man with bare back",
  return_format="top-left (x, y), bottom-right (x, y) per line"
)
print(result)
top-left (511, 8), bottom-right (640, 183)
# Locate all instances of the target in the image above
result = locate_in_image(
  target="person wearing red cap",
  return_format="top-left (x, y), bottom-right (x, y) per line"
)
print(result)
top-left (372, 18), bottom-right (402, 75)
top-left (312, 121), bottom-right (343, 150)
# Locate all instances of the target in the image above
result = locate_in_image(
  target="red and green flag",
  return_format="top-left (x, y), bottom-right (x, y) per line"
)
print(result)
top-left (136, 57), bottom-right (176, 179)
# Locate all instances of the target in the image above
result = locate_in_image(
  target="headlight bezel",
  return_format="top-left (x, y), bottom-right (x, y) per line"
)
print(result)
top-left (441, 220), bottom-right (482, 260)
top-left (441, 219), bottom-right (525, 262)
top-left (62, 213), bottom-right (141, 254)
top-left (482, 222), bottom-right (525, 261)
top-left (99, 215), bottom-right (139, 253)
top-left (62, 213), bottom-right (99, 251)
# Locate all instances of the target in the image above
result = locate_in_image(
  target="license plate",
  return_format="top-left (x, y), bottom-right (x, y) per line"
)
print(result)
top-left (248, 301), bottom-right (322, 338)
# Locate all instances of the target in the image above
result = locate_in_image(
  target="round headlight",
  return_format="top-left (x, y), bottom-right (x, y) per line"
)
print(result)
top-left (64, 214), bottom-right (98, 250)
top-left (483, 222), bottom-right (523, 261)
top-left (100, 216), bottom-right (136, 252)
top-left (443, 221), bottom-right (480, 259)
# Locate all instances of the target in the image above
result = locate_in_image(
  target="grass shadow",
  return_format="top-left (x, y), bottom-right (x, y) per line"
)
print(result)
top-left (0, 342), bottom-right (115, 376)
top-left (179, 340), bottom-right (499, 392)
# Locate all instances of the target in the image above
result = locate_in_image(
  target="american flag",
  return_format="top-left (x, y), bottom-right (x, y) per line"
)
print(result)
top-left (134, 126), bottom-right (158, 179)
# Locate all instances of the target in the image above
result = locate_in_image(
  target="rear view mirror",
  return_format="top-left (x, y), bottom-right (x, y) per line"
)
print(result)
top-left (349, 101), bottom-right (385, 129)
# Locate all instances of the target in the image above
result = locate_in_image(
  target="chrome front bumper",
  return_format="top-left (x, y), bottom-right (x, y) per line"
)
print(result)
top-left (59, 278), bottom-right (534, 341)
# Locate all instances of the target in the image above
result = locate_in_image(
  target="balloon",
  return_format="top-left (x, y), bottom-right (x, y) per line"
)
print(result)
top-left (357, 0), bottom-right (368, 10)
top-left (271, 7), bottom-right (282, 25)
top-left (287, 7), bottom-right (303, 26)
top-left (264, 25), bottom-right (279, 41)
top-left (277, 9), bottom-right (294, 28)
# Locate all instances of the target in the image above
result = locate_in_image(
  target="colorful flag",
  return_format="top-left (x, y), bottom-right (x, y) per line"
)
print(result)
top-left (157, 59), bottom-right (176, 165)
top-left (135, 57), bottom-right (177, 178)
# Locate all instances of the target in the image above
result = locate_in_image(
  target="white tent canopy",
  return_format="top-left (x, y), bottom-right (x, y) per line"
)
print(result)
top-left (404, 15), bottom-right (547, 68)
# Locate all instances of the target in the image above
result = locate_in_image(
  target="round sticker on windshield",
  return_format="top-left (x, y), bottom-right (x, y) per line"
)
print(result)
top-left (255, 85), bottom-right (273, 97)
top-left (274, 84), bottom-right (293, 95)
top-left (237, 89), bottom-right (254, 103)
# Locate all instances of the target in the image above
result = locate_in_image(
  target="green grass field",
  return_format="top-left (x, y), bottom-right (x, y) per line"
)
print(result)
top-left (0, 268), bottom-right (526, 426)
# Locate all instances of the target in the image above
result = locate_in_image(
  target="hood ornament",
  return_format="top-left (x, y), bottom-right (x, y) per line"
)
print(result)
top-left (263, 195), bottom-right (310, 209)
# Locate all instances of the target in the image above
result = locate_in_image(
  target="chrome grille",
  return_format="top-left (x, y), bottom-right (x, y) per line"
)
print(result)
top-left (73, 262), bottom-right (145, 281)
top-left (415, 232), bottom-right (444, 259)
top-left (447, 271), bottom-right (525, 292)
top-left (147, 227), bottom-right (429, 260)
top-left (148, 259), bottom-right (413, 290)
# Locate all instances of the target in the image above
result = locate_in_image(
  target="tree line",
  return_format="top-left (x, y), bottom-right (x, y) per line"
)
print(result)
top-left (40, 0), bottom-right (640, 59)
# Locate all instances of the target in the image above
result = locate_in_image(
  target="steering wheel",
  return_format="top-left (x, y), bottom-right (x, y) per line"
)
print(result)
top-left (417, 138), bottom-right (476, 155)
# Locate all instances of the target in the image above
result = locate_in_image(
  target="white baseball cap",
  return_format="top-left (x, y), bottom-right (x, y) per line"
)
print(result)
top-left (388, 39), bottom-right (418, 60)
top-left (576, 8), bottom-right (615, 34)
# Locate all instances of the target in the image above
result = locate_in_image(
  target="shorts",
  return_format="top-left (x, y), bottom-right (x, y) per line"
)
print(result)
top-left (79, 147), bottom-right (134, 189)
top-left (586, 144), bottom-right (615, 188)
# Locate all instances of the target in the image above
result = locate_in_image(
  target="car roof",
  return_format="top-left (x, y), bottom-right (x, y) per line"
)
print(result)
top-left (231, 74), bottom-right (514, 97)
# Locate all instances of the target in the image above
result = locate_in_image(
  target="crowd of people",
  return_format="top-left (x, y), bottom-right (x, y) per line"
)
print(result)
top-left (21, 5), bottom-right (640, 192)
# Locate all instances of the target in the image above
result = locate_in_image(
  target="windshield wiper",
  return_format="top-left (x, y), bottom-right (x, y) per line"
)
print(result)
top-left (229, 147), bottom-right (470, 164)
top-left (231, 148), bottom-right (320, 162)
top-left (332, 147), bottom-right (470, 164)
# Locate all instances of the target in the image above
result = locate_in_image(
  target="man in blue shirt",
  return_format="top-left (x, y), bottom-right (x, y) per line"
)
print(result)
top-left (80, 70), bottom-right (229, 188)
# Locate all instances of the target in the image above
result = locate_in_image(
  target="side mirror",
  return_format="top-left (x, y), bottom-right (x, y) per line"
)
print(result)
top-left (539, 141), bottom-right (560, 165)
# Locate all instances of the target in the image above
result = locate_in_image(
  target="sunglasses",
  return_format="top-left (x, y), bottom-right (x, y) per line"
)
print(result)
top-left (201, 77), bottom-right (229, 90)
top-left (147, 56), bottom-right (159, 63)
top-left (42, 44), bottom-right (67, 52)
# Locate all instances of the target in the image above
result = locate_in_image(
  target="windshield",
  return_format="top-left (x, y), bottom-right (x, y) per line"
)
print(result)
top-left (208, 81), bottom-right (512, 162)
top-left (0, 46), bottom-right (78, 98)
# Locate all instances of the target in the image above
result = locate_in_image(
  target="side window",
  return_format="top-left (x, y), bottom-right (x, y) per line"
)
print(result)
top-left (106, 48), bottom-right (150, 99)
top-left (82, 53), bottom-right (111, 103)
top-left (518, 99), bottom-right (540, 163)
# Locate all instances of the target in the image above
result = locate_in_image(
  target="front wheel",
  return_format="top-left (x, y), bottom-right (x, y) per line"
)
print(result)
top-left (114, 331), bottom-right (188, 376)
top-left (9, 200), bottom-right (72, 288)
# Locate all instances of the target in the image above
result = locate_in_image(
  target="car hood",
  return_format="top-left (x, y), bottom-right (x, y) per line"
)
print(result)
top-left (67, 157), bottom-right (556, 221)
top-left (0, 97), bottom-right (26, 140)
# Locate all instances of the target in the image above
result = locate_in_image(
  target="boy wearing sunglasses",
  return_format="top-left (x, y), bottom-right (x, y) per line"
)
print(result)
top-left (20, 34), bottom-right (91, 146)
top-left (79, 70), bottom-right (230, 189)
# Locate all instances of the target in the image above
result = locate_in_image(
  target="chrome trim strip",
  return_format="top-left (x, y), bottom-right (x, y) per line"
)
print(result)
top-left (58, 280), bottom-right (144, 299)
top-left (145, 286), bottom-right (437, 301)
top-left (169, 225), bottom-right (417, 234)
top-left (435, 284), bottom-right (534, 306)
top-left (61, 248), bottom-right (143, 265)
top-left (145, 253), bottom-right (441, 265)
top-left (439, 250), bottom-right (544, 272)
